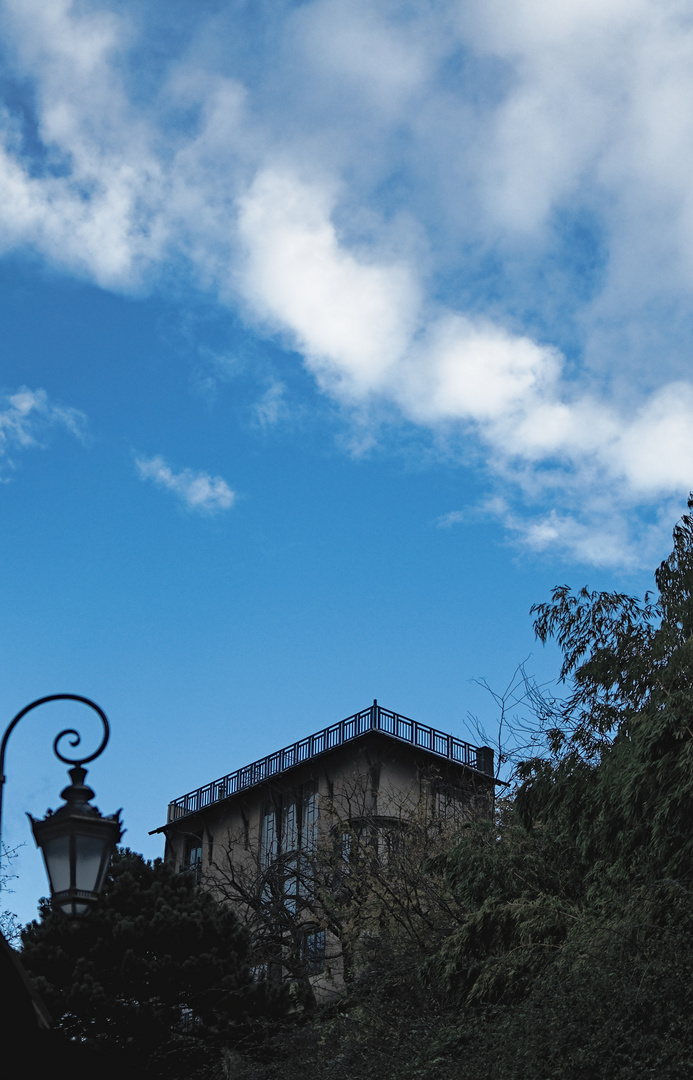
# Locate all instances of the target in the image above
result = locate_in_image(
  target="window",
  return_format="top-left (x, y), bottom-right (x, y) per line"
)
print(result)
top-left (300, 930), bottom-right (326, 975)
top-left (261, 805), bottom-right (278, 867)
top-left (377, 826), bottom-right (403, 866)
top-left (340, 830), bottom-right (352, 869)
top-left (181, 835), bottom-right (203, 883)
top-left (260, 782), bottom-right (319, 865)
top-left (251, 958), bottom-right (283, 982)
top-left (302, 783), bottom-right (318, 854)
top-left (178, 1006), bottom-right (200, 1032)
top-left (435, 786), bottom-right (468, 823)
top-left (260, 782), bottom-right (319, 911)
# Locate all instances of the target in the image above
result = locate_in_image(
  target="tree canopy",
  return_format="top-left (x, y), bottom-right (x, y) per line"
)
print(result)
top-left (21, 848), bottom-right (286, 1079)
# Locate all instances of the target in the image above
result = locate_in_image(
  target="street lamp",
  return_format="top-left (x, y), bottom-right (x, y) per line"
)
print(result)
top-left (0, 695), bottom-right (122, 917)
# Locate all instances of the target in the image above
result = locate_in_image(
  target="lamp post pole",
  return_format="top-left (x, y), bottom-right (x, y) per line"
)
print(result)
top-left (0, 694), bottom-right (122, 915)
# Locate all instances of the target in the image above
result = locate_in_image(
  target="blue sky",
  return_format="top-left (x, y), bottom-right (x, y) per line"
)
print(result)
top-left (2, 0), bottom-right (693, 925)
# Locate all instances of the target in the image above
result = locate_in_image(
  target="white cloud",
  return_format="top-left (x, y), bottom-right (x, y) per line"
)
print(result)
top-left (2, 1), bottom-right (693, 561)
top-left (486, 494), bottom-right (687, 571)
top-left (135, 455), bottom-right (235, 514)
top-left (237, 169), bottom-right (420, 399)
top-left (253, 381), bottom-right (288, 428)
top-left (289, 0), bottom-right (433, 116)
top-left (435, 510), bottom-right (465, 529)
top-left (402, 316), bottom-right (562, 426)
top-left (236, 169), bottom-right (693, 498)
top-left (0, 387), bottom-right (85, 471)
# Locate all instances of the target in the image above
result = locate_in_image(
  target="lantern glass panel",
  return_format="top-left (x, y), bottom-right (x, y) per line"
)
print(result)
top-left (94, 848), bottom-right (112, 894)
top-left (74, 833), bottom-right (109, 895)
top-left (40, 833), bottom-right (71, 895)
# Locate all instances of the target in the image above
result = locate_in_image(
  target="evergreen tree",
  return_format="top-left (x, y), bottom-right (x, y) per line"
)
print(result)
top-left (21, 848), bottom-right (285, 1079)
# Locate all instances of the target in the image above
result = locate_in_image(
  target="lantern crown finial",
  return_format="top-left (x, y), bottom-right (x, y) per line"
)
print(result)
top-left (60, 764), bottom-right (96, 810)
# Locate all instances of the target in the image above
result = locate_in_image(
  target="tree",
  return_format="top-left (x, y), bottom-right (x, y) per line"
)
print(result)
top-left (0, 841), bottom-right (23, 946)
top-left (517, 494), bottom-right (693, 878)
top-left (231, 496), bottom-right (693, 1080)
top-left (423, 495), bottom-right (693, 1078)
top-left (21, 848), bottom-right (286, 1079)
top-left (209, 766), bottom-right (491, 1004)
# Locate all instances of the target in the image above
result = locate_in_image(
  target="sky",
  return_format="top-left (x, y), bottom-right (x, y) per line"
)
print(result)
top-left (2, 0), bottom-right (693, 927)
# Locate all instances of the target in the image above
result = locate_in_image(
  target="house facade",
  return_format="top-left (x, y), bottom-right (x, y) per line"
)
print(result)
top-left (152, 701), bottom-right (496, 1001)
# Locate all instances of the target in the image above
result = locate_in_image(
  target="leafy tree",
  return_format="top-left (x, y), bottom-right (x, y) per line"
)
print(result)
top-left (234, 496), bottom-right (693, 1080)
top-left (518, 495), bottom-right (693, 879)
top-left (21, 848), bottom-right (286, 1079)
top-left (528, 495), bottom-right (693, 761)
top-left (425, 495), bottom-right (693, 1078)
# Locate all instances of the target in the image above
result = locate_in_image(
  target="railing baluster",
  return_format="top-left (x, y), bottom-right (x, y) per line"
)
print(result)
top-left (169, 706), bottom-right (484, 820)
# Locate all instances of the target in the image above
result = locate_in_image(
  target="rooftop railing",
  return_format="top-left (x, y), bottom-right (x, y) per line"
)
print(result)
top-left (166, 703), bottom-right (493, 824)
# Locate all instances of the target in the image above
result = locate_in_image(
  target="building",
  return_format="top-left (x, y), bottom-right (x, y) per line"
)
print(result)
top-left (152, 701), bottom-right (497, 1001)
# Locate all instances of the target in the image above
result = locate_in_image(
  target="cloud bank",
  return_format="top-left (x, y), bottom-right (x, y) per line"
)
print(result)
top-left (238, 170), bottom-right (693, 515)
top-left (135, 455), bottom-right (235, 514)
top-left (2, 0), bottom-right (693, 562)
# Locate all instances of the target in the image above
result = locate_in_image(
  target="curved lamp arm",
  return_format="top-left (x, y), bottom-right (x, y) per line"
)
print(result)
top-left (0, 694), bottom-right (110, 865)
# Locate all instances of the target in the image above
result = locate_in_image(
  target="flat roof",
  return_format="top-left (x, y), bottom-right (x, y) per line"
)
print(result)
top-left (151, 701), bottom-right (498, 835)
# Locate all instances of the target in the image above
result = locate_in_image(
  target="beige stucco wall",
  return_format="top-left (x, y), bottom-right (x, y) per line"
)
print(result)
top-left (166, 736), bottom-right (490, 865)
top-left (161, 731), bottom-right (494, 1001)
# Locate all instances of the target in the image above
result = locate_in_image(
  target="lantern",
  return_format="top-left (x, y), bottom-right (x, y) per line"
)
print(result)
top-left (28, 764), bottom-right (122, 917)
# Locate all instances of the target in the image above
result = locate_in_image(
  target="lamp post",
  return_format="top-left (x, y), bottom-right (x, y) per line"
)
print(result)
top-left (0, 694), bottom-right (122, 917)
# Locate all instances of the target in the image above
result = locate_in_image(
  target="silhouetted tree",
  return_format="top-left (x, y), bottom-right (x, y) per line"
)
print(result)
top-left (233, 496), bottom-right (693, 1080)
top-left (0, 842), bottom-right (23, 946)
top-left (21, 848), bottom-right (286, 1079)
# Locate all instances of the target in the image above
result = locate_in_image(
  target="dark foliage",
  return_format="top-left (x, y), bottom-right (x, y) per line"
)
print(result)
top-left (21, 848), bottom-right (286, 1079)
top-left (232, 496), bottom-right (693, 1080)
